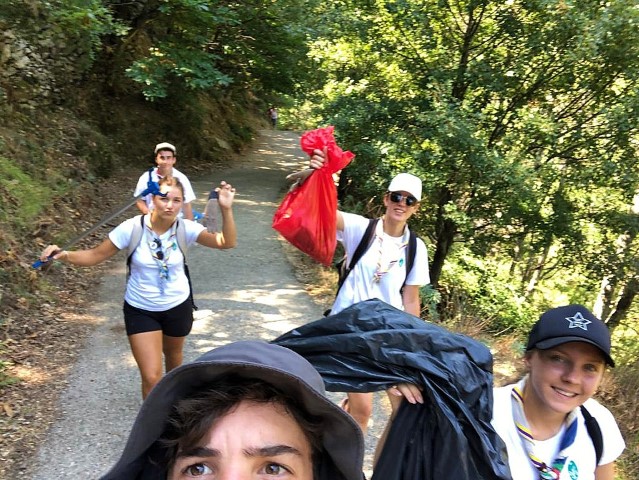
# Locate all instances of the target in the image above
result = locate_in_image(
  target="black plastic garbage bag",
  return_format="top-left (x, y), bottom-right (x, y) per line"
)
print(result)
top-left (271, 299), bottom-right (512, 480)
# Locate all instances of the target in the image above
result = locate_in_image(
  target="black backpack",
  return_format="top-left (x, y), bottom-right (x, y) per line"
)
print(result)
top-left (326, 218), bottom-right (417, 316)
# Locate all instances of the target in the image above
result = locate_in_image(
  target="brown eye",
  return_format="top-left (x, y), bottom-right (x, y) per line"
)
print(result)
top-left (262, 463), bottom-right (288, 475)
top-left (183, 463), bottom-right (212, 476)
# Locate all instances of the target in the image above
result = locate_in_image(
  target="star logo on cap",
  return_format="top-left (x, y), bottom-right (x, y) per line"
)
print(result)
top-left (565, 312), bottom-right (591, 330)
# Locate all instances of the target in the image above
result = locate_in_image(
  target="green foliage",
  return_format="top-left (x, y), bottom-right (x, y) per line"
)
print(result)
top-left (0, 344), bottom-right (18, 388)
top-left (0, 157), bottom-right (55, 232)
top-left (420, 283), bottom-right (441, 321)
top-left (440, 249), bottom-right (537, 333)
top-left (50, 0), bottom-right (127, 61)
top-left (115, 0), bottom-right (319, 101)
top-left (0, 1), bottom-right (127, 70)
top-left (126, 45), bottom-right (232, 100)
top-left (304, 0), bottom-right (639, 331)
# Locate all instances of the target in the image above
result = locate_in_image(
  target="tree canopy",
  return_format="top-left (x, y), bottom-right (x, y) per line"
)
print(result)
top-left (303, 0), bottom-right (639, 332)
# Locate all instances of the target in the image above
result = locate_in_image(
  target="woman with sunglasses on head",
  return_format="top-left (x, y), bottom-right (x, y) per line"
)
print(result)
top-left (40, 176), bottom-right (237, 399)
top-left (309, 149), bottom-right (430, 435)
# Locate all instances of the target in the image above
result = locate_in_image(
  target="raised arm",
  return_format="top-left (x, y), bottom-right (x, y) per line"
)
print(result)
top-left (196, 181), bottom-right (237, 249)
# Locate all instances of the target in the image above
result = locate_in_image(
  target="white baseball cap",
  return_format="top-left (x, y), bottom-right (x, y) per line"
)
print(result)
top-left (154, 142), bottom-right (176, 154)
top-left (388, 173), bottom-right (422, 200)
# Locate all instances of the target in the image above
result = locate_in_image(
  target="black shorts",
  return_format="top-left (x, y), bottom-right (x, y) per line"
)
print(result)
top-left (123, 299), bottom-right (193, 337)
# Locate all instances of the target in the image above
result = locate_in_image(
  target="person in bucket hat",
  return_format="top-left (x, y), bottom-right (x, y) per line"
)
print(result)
top-left (491, 305), bottom-right (625, 480)
top-left (308, 150), bottom-right (430, 436)
top-left (100, 340), bottom-right (364, 480)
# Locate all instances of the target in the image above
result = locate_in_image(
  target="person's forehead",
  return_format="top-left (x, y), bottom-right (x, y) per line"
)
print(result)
top-left (157, 149), bottom-right (175, 156)
top-left (202, 400), bottom-right (313, 452)
top-left (160, 186), bottom-right (182, 196)
top-left (545, 342), bottom-right (606, 361)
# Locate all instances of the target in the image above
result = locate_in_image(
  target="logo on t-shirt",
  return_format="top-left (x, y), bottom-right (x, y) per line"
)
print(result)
top-left (567, 460), bottom-right (578, 480)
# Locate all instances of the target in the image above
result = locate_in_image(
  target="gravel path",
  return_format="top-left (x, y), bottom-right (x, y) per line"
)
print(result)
top-left (26, 129), bottom-right (387, 479)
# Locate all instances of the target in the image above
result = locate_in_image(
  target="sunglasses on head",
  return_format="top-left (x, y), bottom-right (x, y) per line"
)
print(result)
top-left (389, 191), bottom-right (418, 206)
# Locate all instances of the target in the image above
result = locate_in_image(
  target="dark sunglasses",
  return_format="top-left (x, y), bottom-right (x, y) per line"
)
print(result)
top-left (153, 238), bottom-right (164, 260)
top-left (389, 191), bottom-right (418, 207)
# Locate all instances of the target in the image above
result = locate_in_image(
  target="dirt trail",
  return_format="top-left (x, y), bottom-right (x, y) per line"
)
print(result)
top-left (25, 129), bottom-right (385, 479)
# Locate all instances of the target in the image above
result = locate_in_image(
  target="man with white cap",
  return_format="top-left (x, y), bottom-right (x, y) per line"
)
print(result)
top-left (309, 150), bottom-right (430, 436)
top-left (100, 340), bottom-right (364, 480)
top-left (134, 142), bottom-right (196, 220)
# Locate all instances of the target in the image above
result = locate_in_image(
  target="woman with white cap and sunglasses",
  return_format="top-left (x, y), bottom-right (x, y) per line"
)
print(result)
top-left (308, 149), bottom-right (430, 435)
top-left (100, 340), bottom-right (365, 480)
top-left (491, 304), bottom-right (625, 480)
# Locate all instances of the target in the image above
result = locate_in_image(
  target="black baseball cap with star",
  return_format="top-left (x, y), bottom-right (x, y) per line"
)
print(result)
top-left (526, 304), bottom-right (615, 367)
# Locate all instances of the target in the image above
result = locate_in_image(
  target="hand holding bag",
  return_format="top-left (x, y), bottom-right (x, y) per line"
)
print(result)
top-left (272, 126), bottom-right (354, 266)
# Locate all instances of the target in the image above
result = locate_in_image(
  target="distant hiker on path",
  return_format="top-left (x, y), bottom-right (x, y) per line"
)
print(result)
top-left (267, 106), bottom-right (278, 129)
top-left (40, 177), bottom-right (237, 399)
top-left (308, 149), bottom-right (430, 435)
top-left (134, 142), bottom-right (196, 220)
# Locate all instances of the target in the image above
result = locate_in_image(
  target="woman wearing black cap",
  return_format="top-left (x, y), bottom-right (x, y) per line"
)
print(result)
top-left (491, 305), bottom-right (625, 480)
top-left (100, 341), bottom-right (364, 480)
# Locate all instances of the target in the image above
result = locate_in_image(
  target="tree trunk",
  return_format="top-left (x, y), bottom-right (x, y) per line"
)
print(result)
top-left (429, 219), bottom-right (456, 288)
top-left (605, 277), bottom-right (639, 332)
top-left (523, 241), bottom-right (551, 298)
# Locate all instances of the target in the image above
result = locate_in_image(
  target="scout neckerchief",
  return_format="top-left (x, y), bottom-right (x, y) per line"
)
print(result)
top-left (372, 223), bottom-right (409, 283)
top-left (511, 376), bottom-right (579, 479)
top-left (145, 217), bottom-right (178, 294)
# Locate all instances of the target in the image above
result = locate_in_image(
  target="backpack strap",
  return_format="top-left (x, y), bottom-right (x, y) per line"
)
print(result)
top-left (126, 215), bottom-right (145, 280)
top-left (127, 215), bottom-right (187, 261)
top-left (175, 218), bottom-right (188, 261)
top-left (175, 218), bottom-right (198, 310)
top-left (580, 405), bottom-right (603, 465)
top-left (174, 218), bottom-right (197, 310)
top-left (404, 229), bottom-right (417, 287)
top-left (337, 218), bottom-right (379, 292)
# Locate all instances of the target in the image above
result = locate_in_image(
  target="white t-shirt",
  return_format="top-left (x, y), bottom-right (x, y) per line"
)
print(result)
top-left (331, 212), bottom-right (430, 315)
top-left (109, 215), bottom-right (205, 311)
top-left (491, 384), bottom-right (625, 480)
top-left (133, 167), bottom-right (196, 217)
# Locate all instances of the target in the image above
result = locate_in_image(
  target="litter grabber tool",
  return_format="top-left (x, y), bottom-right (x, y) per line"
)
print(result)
top-left (32, 169), bottom-right (165, 269)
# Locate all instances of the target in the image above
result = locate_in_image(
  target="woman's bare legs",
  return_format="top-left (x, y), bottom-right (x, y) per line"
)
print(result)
top-left (163, 334), bottom-right (186, 372)
top-left (128, 331), bottom-right (164, 399)
top-left (344, 392), bottom-right (374, 434)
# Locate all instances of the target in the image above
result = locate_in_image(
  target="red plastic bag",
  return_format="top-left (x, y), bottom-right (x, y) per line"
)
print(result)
top-left (272, 126), bottom-right (354, 266)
